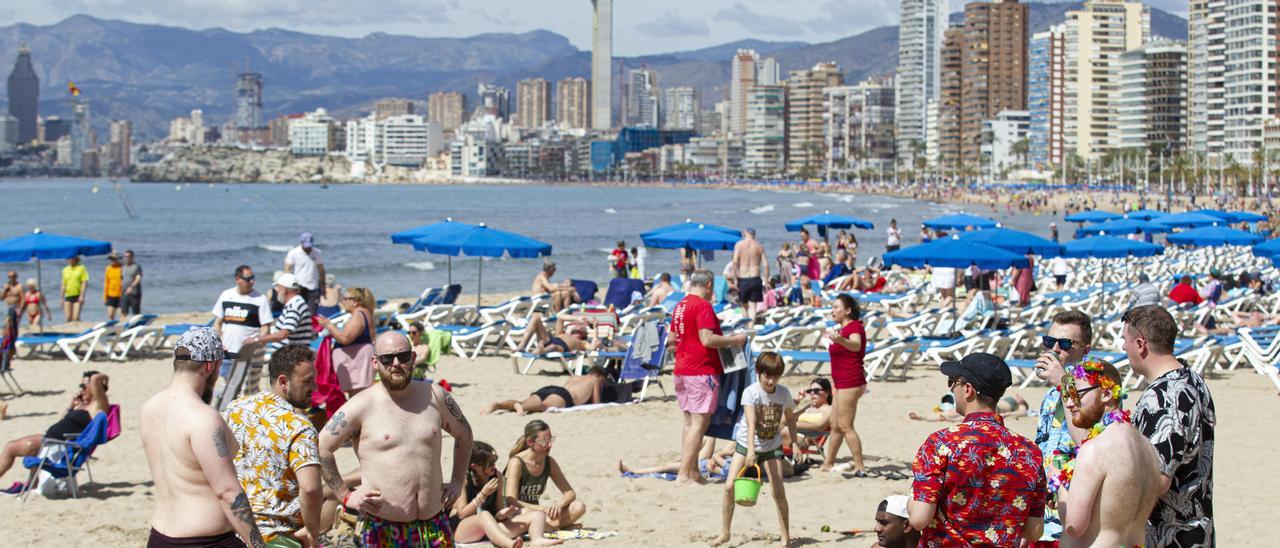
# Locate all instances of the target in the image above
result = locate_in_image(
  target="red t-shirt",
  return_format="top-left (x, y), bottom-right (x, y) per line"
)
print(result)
top-left (829, 320), bottom-right (866, 389)
top-left (1168, 283), bottom-right (1203, 305)
top-left (611, 248), bottom-right (628, 271)
top-left (670, 294), bottom-right (723, 376)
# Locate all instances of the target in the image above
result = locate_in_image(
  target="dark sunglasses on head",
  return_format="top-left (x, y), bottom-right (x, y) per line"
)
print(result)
top-left (376, 351), bottom-right (413, 366)
top-left (1041, 336), bottom-right (1076, 351)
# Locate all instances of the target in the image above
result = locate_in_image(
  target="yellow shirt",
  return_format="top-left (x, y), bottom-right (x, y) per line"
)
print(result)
top-left (104, 264), bottom-right (122, 298)
top-left (222, 391), bottom-right (319, 538)
top-left (61, 264), bottom-right (89, 298)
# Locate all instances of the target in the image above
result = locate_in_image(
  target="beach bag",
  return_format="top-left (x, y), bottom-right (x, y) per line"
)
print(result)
top-left (311, 336), bottom-right (347, 417)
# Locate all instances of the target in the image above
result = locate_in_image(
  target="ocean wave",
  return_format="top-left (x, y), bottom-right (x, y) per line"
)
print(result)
top-left (403, 261), bottom-right (436, 271)
top-left (749, 204), bottom-right (776, 214)
top-left (792, 202), bottom-right (814, 208)
top-left (604, 208), bottom-right (617, 214)
top-left (258, 244), bottom-right (292, 253)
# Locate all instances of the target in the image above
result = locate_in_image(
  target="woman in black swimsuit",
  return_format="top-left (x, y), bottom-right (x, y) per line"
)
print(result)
top-left (0, 371), bottom-right (109, 483)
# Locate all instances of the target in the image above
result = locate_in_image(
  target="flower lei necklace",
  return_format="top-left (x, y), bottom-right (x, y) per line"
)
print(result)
top-left (1047, 358), bottom-right (1130, 493)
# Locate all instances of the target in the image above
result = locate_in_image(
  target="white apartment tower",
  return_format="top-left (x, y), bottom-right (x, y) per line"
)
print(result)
top-left (662, 87), bottom-right (700, 131)
top-left (1187, 0), bottom-right (1225, 157)
top-left (1219, 0), bottom-right (1278, 163)
top-left (895, 0), bottom-right (948, 164)
top-left (591, 0), bottom-right (613, 130)
top-left (729, 49), bottom-right (760, 136)
top-left (1063, 0), bottom-right (1149, 160)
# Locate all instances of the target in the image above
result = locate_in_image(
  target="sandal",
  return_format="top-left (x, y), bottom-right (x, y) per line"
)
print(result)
top-left (842, 469), bottom-right (870, 479)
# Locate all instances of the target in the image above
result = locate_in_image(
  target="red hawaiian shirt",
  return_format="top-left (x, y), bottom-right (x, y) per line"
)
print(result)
top-left (912, 412), bottom-right (1046, 547)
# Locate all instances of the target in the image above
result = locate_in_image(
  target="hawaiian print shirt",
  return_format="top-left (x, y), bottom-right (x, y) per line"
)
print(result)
top-left (223, 391), bottom-right (320, 538)
top-left (1134, 366), bottom-right (1216, 548)
top-left (912, 412), bottom-right (1046, 547)
top-left (1033, 385), bottom-right (1070, 540)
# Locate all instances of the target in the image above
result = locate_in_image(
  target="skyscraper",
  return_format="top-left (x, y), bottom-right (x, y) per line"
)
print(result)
top-left (235, 72), bottom-right (264, 128)
top-left (1118, 40), bottom-right (1187, 151)
top-left (108, 119), bottom-right (132, 174)
top-left (662, 87), bottom-right (699, 131)
top-left (623, 69), bottom-right (659, 128)
top-left (896, 0), bottom-right (948, 165)
top-left (375, 98), bottom-right (415, 120)
top-left (591, 0), bottom-right (613, 130)
top-left (744, 84), bottom-right (786, 176)
top-left (1064, 0), bottom-right (1150, 160)
top-left (1198, 0), bottom-right (1278, 163)
top-left (824, 77), bottom-right (896, 176)
top-left (729, 49), bottom-right (760, 136)
top-left (786, 62), bottom-right (844, 173)
top-left (428, 92), bottom-right (467, 132)
top-left (7, 45), bottom-right (39, 144)
top-left (516, 78), bottom-right (552, 128)
top-left (1028, 26), bottom-right (1065, 169)
top-left (557, 77), bottom-right (591, 129)
top-left (1187, 0), bottom-right (1224, 158)
top-left (477, 84), bottom-right (511, 121)
top-left (941, 0), bottom-right (1028, 169)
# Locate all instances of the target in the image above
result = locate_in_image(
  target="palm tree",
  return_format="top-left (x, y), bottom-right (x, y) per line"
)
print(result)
top-left (1010, 138), bottom-right (1031, 170)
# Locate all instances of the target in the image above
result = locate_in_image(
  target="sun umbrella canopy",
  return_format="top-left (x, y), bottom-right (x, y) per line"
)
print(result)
top-left (883, 237), bottom-right (1030, 270)
top-left (411, 224), bottom-right (551, 258)
top-left (640, 220), bottom-right (740, 240)
top-left (390, 218), bottom-right (476, 245)
top-left (784, 211), bottom-right (874, 233)
top-left (958, 227), bottom-right (1064, 257)
top-left (1165, 226), bottom-right (1264, 247)
top-left (1226, 211), bottom-right (1267, 223)
top-left (921, 213), bottom-right (998, 231)
top-left (1123, 209), bottom-right (1166, 221)
top-left (1061, 236), bottom-right (1164, 259)
top-left (0, 229), bottom-right (113, 262)
top-left (1075, 219), bottom-right (1173, 237)
top-left (1254, 238), bottom-right (1280, 258)
top-left (1064, 210), bottom-right (1122, 223)
top-left (1154, 212), bottom-right (1224, 228)
top-left (642, 224), bottom-right (743, 251)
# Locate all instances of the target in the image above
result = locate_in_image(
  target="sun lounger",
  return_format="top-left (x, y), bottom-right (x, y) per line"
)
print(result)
top-left (440, 321), bottom-right (510, 359)
top-left (604, 278), bottom-right (646, 310)
top-left (511, 349), bottom-right (584, 376)
top-left (109, 314), bottom-right (163, 361)
top-left (16, 320), bottom-right (121, 363)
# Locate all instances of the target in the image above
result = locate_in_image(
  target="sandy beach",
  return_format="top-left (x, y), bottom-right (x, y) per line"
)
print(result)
top-left (0, 327), bottom-right (1273, 546)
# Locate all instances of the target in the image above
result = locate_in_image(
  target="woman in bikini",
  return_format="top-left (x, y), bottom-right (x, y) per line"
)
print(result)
top-left (504, 420), bottom-right (588, 530)
top-left (451, 441), bottom-right (561, 548)
top-left (22, 279), bottom-right (46, 328)
top-left (791, 377), bottom-right (834, 454)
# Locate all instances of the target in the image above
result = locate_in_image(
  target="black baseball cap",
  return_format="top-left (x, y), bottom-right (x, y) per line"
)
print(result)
top-left (940, 352), bottom-right (1012, 400)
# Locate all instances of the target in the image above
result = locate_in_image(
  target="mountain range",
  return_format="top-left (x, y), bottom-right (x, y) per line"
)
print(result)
top-left (0, 5), bottom-right (1189, 140)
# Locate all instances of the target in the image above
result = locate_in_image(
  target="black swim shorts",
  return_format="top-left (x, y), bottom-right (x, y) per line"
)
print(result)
top-left (738, 277), bottom-right (764, 303)
top-left (533, 385), bottom-right (575, 408)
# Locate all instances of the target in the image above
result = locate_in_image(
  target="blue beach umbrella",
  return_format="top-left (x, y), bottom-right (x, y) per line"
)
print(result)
top-left (411, 223), bottom-right (552, 307)
top-left (1254, 238), bottom-right (1280, 258)
top-left (882, 236), bottom-right (1030, 270)
top-left (640, 220), bottom-right (740, 240)
top-left (958, 227), bottom-right (1064, 257)
top-left (922, 213), bottom-right (998, 231)
top-left (1123, 209), bottom-right (1166, 221)
top-left (784, 211), bottom-right (874, 238)
top-left (1061, 236), bottom-right (1164, 259)
top-left (1065, 210), bottom-right (1122, 223)
top-left (1154, 212), bottom-right (1224, 229)
top-left (1076, 219), bottom-right (1173, 237)
top-left (1226, 211), bottom-right (1267, 223)
top-left (0, 228), bottom-right (113, 332)
top-left (390, 218), bottom-right (477, 284)
top-left (1165, 226), bottom-right (1264, 247)
top-left (642, 224), bottom-right (743, 251)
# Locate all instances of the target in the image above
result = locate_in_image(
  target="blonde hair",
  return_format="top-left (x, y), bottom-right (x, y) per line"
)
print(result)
top-left (509, 419), bottom-right (550, 458)
top-left (25, 279), bottom-right (37, 290)
top-left (346, 286), bottom-right (376, 312)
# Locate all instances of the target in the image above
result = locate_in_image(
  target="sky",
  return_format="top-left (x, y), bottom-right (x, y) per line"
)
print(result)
top-left (3, 1), bottom-right (1186, 55)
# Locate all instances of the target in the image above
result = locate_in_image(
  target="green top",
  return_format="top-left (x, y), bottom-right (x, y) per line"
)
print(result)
top-left (511, 456), bottom-right (551, 505)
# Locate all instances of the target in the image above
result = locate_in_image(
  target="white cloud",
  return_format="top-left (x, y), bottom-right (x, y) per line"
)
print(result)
top-left (636, 12), bottom-right (709, 38)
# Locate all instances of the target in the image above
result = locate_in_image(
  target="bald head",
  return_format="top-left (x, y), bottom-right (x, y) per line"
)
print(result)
top-left (375, 331), bottom-right (411, 354)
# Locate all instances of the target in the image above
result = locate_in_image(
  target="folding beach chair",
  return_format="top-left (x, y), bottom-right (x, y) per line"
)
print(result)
top-left (617, 320), bottom-right (669, 401)
top-left (441, 321), bottom-right (511, 359)
top-left (570, 279), bottom-right (598, 304)
top-left (603, 278), bottom-right (646, 310)
top-left (19, 406), bottom-right (117, 501)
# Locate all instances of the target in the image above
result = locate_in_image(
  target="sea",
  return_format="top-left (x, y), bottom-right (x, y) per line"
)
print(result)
top-left (0, 178), bottom-right (1059, 317)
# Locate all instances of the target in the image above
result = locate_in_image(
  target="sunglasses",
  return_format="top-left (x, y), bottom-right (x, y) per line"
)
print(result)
top-left (1041, 336), bottom-right (1077, 351)
top-left (1061, 373), bottom-right (1101, 406)
top-left (947, 375), bottom-right (967, 389)
top-left (804, 388), bottom-right (825, 395)
top-left (239, 275), bottom-right (255, 282)
top-left (376, 351), bottom-right (413, 366)
top-left (406, 330), bottom-right (421, 336)
top-left (533, 435), bottom-right (556, 447)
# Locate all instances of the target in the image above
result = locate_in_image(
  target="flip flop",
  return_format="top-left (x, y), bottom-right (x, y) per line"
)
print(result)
top-left (842, 469), bottom-right (870, 479)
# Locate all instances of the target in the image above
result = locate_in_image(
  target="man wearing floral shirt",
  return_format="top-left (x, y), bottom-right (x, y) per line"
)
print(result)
top-left (909, 352), bottom-right (1046, 546)
top-left (1032, 310), bottom-right (1093, 543)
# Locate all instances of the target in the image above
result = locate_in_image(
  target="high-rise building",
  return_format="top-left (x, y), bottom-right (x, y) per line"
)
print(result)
top-left (1028, 26), bottom-right (1066, 169)
top-left (477, 84), bottom-right (510, 121)
top-left (70, 98), bottom-right (92, 172)
top-left (1064, 0), bottom-right (1150, 160)
top-left (623, 69), bottom-right (659, 128)
top-left (591, 0), bottom-right (613, 130)
top-left (1187, 0), bottom-right (1225, 158)
top-left (0, 113), bottom-right (18, 153)
top-left (107, 119), bottom-right (131, 174)
top-left (43, 117), bottom-right (69, 142)
top-left (346, 114), bottom-right (445, 167)
top-left (428, 92), bottom-right (467, 132)
top-left (516, 78), bottom-right (551, 128)
top-left (744, 84), bottom-right (786, 176)
top-left (557, 77), bottom-right (591, 129)
top-left (234, 72), bottom-right (264, 129)
top-left (729, 49), bottom-right (760, 136)
top-left (1118, 41), bottom-right (1187, 152)
top-left (896, 0), bottom-right (948, 165)
top-left (662, 87), bottom-right (700, 131)
top-left (7, 45), bottom-right (39, 144)
top-left (268, 115), bottom-right (294, 147)
top-left (289, 108), bottom-right (339, 155)
top-left (938, 28), bottom-right (964, 171)
top-left (375, 98), bottom-right (415, 120)
top-left (1215, 0), bottom-right (1278, 163)
top-left (824, 77), bottom-right (896, 176)
top-left (786, 62), bottom-right (844, 173)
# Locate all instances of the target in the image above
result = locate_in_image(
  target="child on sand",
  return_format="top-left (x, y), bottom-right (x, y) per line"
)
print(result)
top-left (712, 351), bottom-right (800, 546)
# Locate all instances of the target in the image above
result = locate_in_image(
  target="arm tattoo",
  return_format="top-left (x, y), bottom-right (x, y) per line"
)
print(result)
top-left (230, 492), bottom-right (267, 548)
top-left (441, 391), bottom-right (471, 430)
top-left (326, 411), bottom-right (348, 436)
top-left (213, 426), bottom-right (231, 459)
top-left (320, 455), bottom-right (346, 495)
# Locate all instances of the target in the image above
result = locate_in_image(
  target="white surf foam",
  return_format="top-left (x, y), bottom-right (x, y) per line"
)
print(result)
top-left (403, 261), bottom-right (437, 271)
top-left (258, 244), bottom-right (292, 253)
top-left (792, 202), bottom-right (814, 208)
top-left (604, 208), bottom-right (618, 214)
top-left (750, 204), bottom-right (776, 214)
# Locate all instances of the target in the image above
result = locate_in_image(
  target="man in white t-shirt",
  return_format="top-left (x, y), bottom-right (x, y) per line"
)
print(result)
top-left (212, 265), bottom-right (273, 379)
top-left (284, 232), bottom-right (325, 314)
top-left (886, 219), bottom-right (902, 252)
top-left (1050, 256), bottom-right (1071, 290)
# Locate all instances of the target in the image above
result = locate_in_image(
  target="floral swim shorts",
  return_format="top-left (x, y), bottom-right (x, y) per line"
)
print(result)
top-left (357, 510), bottom-right (454, 548)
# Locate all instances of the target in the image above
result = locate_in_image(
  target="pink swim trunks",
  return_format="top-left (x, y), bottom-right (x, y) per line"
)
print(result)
top-left (675, 374), bottom-right (720, 414)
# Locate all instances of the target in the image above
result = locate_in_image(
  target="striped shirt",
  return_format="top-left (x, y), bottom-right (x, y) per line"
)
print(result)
top-left (1128, 282), bottom-right (1163, 309)
top-left (269, 294), bottom-right (313, 353)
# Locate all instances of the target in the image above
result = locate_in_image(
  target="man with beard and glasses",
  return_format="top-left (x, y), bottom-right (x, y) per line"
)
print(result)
top-left (318, 331), bottom-right (474, 547)
top-left (141, 327), bottom-right (267, 548)
top-left (223, 345), bottom-right (323, 547)
top-left (1053, 358), bottom-right (1163, 548)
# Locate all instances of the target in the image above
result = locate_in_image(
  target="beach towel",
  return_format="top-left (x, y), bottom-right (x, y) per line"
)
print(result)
top-left (545, 529), bottom-right (618, 541)
top-left (415, 329), bottom-right (452, 378)
top-left (547, 402), bottom-right (625, 413)
top-left (706, 364), bottom-right (756, 441)
top-left (311, 336), bottom-right (347, 417)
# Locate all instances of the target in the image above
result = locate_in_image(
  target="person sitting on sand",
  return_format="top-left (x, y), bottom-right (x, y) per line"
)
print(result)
top-left (515, 313), bottom-right (599, 354)
top-left (873, 495), bottom-right (920, 548)
top-left (451, 441), bottom-right (562, 548)
top-left (532, 262), bottom-right (578, 312)
top-left (504, 420), bottom-right (588, 530)
top-left (0, 371), bottom-right (109, 484)
top-left (907, 392), bottom-right (1029, 422)
top-left (483, 366), bottom-right (608, 415)
top-left (646, 273), bottom-right (676, 307)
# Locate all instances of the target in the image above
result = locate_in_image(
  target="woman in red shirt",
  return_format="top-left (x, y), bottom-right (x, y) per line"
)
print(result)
top-left (823, 293), bottom-right (868, 475)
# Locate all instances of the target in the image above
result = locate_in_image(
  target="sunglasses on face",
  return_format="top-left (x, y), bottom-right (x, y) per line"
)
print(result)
top-left (376, 351), bottom-right (413, 366)
top-left (805, 388), bottom-right (825, 395)
top-left (407, 330), bottom-right (421, 336)
top-left (1061, 373), bottom-right (1101, 406)
top-left (239, 275), bottom-right (255, 282)
top-left (947, 375), bottom-right (968, 389)
top-left (534, 436), bottom-right (556, 447)
top-left (1042, 336), bottom-right (1077, 351)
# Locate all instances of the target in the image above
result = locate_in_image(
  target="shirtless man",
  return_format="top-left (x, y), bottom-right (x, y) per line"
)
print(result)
top-left (646, 273), bottom-right (676, 307)
top-left (515, 314), bottom-right (600, 354)
top-left (318, 331), bottom-right (474, 546)
top-left (2, 271), bottom-right (22, 310)
top-left (140, 327), bottom-right (266, 548)
top-left (1057, 359), bottom-right (1162, 548)
top-left (531, 263), bottom-right (577, 313)
top-left (732, 228), bottom-right (768, 319)
top-left (483, 366), bottom-right (608, 415)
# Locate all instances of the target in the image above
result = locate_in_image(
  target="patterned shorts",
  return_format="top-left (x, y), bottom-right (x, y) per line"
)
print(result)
top-left (357, 511), bottom-right (454, 548)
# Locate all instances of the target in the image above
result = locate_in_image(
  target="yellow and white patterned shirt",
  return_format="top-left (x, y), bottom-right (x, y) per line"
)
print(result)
top-left (223, 391), bottom-right (319, 538)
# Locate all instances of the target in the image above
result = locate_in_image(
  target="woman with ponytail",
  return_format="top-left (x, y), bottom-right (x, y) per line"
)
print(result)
top-left (503, 420), bottom-right (588, 530)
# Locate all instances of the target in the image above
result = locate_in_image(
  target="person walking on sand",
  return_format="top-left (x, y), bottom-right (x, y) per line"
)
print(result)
top-left (103, 252), bottom-right (123, 321)
top-left (140, 327), bottom-right (267, 547)
top-left (284, 233), bottom-right (325, 315)
top-left (822, 294), bottom-right (868, 476)
top-left (121, 250), bottom-right (143, 317)
top-left (732, 228), bottom-right (768, 320)
top-left (61, 255), bottom-right (89, 322)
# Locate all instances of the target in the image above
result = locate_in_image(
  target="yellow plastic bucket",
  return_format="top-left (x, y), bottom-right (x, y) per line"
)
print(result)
top-left (733, 463), bottom-right (762, 506)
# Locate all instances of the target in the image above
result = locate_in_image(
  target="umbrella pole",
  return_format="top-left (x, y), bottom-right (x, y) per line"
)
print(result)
top-left (476, 258), bottom-right (483, 309)
top-left (448, 257), bottom-right (453, 286)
